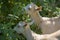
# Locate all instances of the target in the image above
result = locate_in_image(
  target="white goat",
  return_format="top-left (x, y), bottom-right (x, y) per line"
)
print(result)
top-left (24, 3), bottom-right (60, 34)
top-left (14, 21), bottom-right (60, 40)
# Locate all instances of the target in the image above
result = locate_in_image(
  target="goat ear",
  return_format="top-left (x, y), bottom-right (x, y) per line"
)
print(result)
top-left (50, 30), bottom-right (60, 37)
top-left (35, 6), bottom-right (42, 11)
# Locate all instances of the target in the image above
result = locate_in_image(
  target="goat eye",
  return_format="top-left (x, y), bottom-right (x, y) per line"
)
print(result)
top-left (18, 25), bottom-right (20, 28)
top-left (28, 5), bottom-right (32, 10)
top-left (28, 7), bottom-right (31, 10)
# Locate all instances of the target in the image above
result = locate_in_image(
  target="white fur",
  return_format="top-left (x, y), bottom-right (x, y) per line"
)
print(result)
top-left (24, 3), bottom-right (60, 34)
top-left (14, 22), bottom-right (60, 40)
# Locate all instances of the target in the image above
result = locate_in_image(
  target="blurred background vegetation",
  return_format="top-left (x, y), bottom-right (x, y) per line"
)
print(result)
top-left (0, 0), bottom-right (60, 40)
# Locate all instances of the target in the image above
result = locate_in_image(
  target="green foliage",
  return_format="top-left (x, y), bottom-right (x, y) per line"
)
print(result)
top-left (0, 0), bottom-right (60, 40)
top-left (30, 23), bottom-right (42, 34)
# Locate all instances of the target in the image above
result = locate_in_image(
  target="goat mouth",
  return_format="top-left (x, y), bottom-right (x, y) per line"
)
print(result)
top-left (13, 31), bottom-right (22, 35)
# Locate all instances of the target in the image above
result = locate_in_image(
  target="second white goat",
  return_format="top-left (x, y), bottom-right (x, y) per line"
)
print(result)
top-left (24, 3), bottom-right (60, 34)
top-left (14, 21), bottom-right (60, 40)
